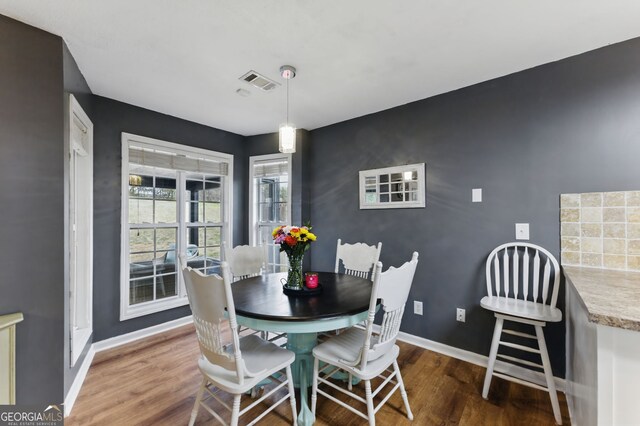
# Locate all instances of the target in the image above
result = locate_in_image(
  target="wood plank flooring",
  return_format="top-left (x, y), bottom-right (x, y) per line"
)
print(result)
top-left (67, 325), bottom-right (570, 425)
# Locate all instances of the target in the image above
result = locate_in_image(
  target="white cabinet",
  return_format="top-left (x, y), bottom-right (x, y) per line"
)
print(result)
top-left (565, 268), bottom-right (640, 426)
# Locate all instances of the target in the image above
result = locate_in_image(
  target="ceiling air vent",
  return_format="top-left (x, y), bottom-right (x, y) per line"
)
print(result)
top-left (239, 70), bottom-right (279, 92)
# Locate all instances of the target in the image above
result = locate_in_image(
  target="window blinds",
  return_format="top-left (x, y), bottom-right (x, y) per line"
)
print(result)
top-left (129, 145), bottom-right (229, 176)
top-left (252, 158), bottom-right (289, 178)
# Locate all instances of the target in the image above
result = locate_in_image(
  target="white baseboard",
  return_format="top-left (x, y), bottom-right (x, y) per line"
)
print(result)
top-left (64, 345), bottom-right (95, 417)
top-left (394, 329), bottom-right (566, 392)
top-left (93, 315), bottom-right (193, 353)
top-left (64, 315), bottom-right (194, 417)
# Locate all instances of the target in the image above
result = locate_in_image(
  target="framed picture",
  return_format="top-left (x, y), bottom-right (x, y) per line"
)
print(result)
top-left (359, 163), bottom-right (426, 209)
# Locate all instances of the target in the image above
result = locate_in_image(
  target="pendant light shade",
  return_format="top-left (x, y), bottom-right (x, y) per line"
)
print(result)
top-left (279, 65), bottom-right (297, 153)
top-left (279, 124), bottom-right (296, 153)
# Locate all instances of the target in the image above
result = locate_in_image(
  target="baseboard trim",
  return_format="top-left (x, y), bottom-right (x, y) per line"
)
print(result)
top-left (64, 345), bottom-right (95, 417)
top-left (64, 315), bottom-right (194, 417)
top-left (93, 315), bottom-right (194, 353)
top-left (394, 329), bottom-right (566, 392)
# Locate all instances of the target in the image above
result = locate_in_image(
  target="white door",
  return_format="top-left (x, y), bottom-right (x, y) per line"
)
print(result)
top-left (69, 95), bottom-right (93, 367)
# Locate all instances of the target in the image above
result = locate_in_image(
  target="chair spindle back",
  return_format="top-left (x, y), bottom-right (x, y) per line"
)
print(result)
top-left (485, 242), bottom-right (560, 308)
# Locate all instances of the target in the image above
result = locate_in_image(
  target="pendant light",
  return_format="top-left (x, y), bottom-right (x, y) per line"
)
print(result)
top-left (279, 65), bottom-right (296, 153)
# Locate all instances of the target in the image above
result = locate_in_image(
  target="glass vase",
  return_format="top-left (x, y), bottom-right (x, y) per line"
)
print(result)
top-left (285, 253), bottom-right (304, 290)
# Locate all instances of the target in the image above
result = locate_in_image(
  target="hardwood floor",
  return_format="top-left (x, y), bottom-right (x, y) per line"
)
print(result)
top-left (67, 325), bottom-right (570, 425)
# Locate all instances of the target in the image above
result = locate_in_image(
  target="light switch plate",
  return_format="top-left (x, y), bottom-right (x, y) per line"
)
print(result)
top-left (472, 188), bottom-right (482, 203)
top-left (515, 223), bottom-right (530, 240)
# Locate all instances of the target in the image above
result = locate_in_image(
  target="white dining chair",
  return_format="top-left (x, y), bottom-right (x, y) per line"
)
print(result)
top-left (179, 257), bottom-right (298, 426)
top-left (226, 245), bottom-right (265, 281)
top-left (480, 242), bottom-right (562, 425)
top-left (325, 239), bottom-right (383, 338)
top-left (311, 252), bottom-right (419, 426)
top-left (334, 239), bottom-right (382, 282)
top-left (225, 244), bottom-right (285, 344)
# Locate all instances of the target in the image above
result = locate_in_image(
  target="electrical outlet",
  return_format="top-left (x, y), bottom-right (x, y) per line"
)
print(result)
top-left (456, 308), bottom-right (465, 322)
top-left (414, 301), bottom-right (423, 316)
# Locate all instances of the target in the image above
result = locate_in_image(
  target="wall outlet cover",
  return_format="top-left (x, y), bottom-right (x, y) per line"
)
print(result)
top-left (414, 301), bottom-right (423, 316)
top-left (515, 223), bottom-right (530, 240)
top-left (472, 188), bottom-right (482, 203)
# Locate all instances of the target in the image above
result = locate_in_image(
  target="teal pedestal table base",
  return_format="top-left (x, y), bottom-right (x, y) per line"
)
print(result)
top-left (236, 307), bottom-right (370, 426)
top-left (287, 332), bottom-right (317, 425)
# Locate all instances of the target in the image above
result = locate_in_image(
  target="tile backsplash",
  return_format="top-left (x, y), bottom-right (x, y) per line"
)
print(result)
top-left (560, 191), bottom-right (640, 271)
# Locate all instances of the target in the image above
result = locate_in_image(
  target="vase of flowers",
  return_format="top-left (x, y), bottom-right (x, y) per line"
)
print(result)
top-left (272, 224), bottom-right (317, 290)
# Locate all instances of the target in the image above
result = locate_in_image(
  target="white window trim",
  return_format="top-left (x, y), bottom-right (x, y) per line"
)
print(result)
top-left (248, 153), bottom-right (292, 246)
top-left (359, 163), bottom-right (426, 209)
top-left (68, 94), bottom-right (93, 366)
top-left (120, 133), bottom-right (233, 321)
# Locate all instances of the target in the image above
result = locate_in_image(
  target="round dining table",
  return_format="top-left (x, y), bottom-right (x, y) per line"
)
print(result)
top-left (232, 271), bottom-right (373, 426)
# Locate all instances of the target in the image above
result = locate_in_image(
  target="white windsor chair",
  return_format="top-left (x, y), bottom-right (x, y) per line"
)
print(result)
top-left (312, 252), bottom-right (419, 426)
top-left (480, 242), bottom-right (563, 425)
top-left (179, 257), bottom-right (298, 426)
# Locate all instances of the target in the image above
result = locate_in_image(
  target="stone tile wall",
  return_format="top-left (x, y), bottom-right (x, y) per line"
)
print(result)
top-left (560, 191), bottom-right (640, 271)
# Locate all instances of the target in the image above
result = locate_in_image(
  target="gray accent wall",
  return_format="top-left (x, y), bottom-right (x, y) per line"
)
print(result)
top-left (307, 37), bottom-right (640, 377)
top-left (0, 16), bottom-right (65, 404)
top-left (91, 95), bottom-right (246, 341)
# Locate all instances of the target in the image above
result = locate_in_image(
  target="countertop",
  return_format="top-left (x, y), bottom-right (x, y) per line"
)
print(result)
top-left (563, 266), bottom-right (640, 332)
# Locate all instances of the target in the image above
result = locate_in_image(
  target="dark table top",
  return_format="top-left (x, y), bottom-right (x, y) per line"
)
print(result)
top-left (232, 272), bottom-right (373, 321)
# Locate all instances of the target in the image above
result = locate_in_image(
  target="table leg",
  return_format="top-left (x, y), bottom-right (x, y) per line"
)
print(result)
top-left (286, 332), bottom-right (317, 426)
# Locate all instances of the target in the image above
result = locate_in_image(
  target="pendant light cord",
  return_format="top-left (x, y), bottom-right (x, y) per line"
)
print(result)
top-left (286, 77), bottom-right (290, 125)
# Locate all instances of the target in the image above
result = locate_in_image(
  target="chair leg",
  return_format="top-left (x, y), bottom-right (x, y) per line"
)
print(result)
top-left (535, 325), bottom-right (562, 425)
top-left (230, 394), bottom-right (241, 426)
top-left (482, 316), bottom-right (504, 399)
top-left (394, 360), bottom-right (413, 420)
top-left (286, 365), bottom-right (298, 426)
top-left (365, 379), bottom-right (375, 426)
top-left (311, 357), bottom-right (319, 415)
top-left (189, 377), bottom-right (207, 426)
top-left (348, 373), bottom-right (353, 391)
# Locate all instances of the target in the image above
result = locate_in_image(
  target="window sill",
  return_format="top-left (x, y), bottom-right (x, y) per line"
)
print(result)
top-left (120, 296), bottom-right (189, 321)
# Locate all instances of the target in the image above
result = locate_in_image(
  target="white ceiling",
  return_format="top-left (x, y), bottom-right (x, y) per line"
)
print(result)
top-left (2, 1), bottom-right (640, 136)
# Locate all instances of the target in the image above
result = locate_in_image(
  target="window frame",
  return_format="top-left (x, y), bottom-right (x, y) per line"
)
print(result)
top-left (248, 153), bottom-right (292, 272)
top-left (120, 133), bottom-right (233, 321)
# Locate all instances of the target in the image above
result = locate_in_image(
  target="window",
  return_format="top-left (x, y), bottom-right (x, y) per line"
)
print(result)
top-left (121, 133), bottom-right (233, 320)
top-left (249, 154), bottom-right (291, 273)
top-left (359, 163), bottom-right (426, 209)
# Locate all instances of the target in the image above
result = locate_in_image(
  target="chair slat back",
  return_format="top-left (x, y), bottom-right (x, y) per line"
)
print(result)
top-left (180, 257), bottom-right (246, 384)
top-left (485, 243), bottom-right (560, 307)
top-left (334, 239), bottom-right (382, 282)
top-left (360, 252), bottom-right (419, 371)
top-left (226, 245), bottom-right (265, 281)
